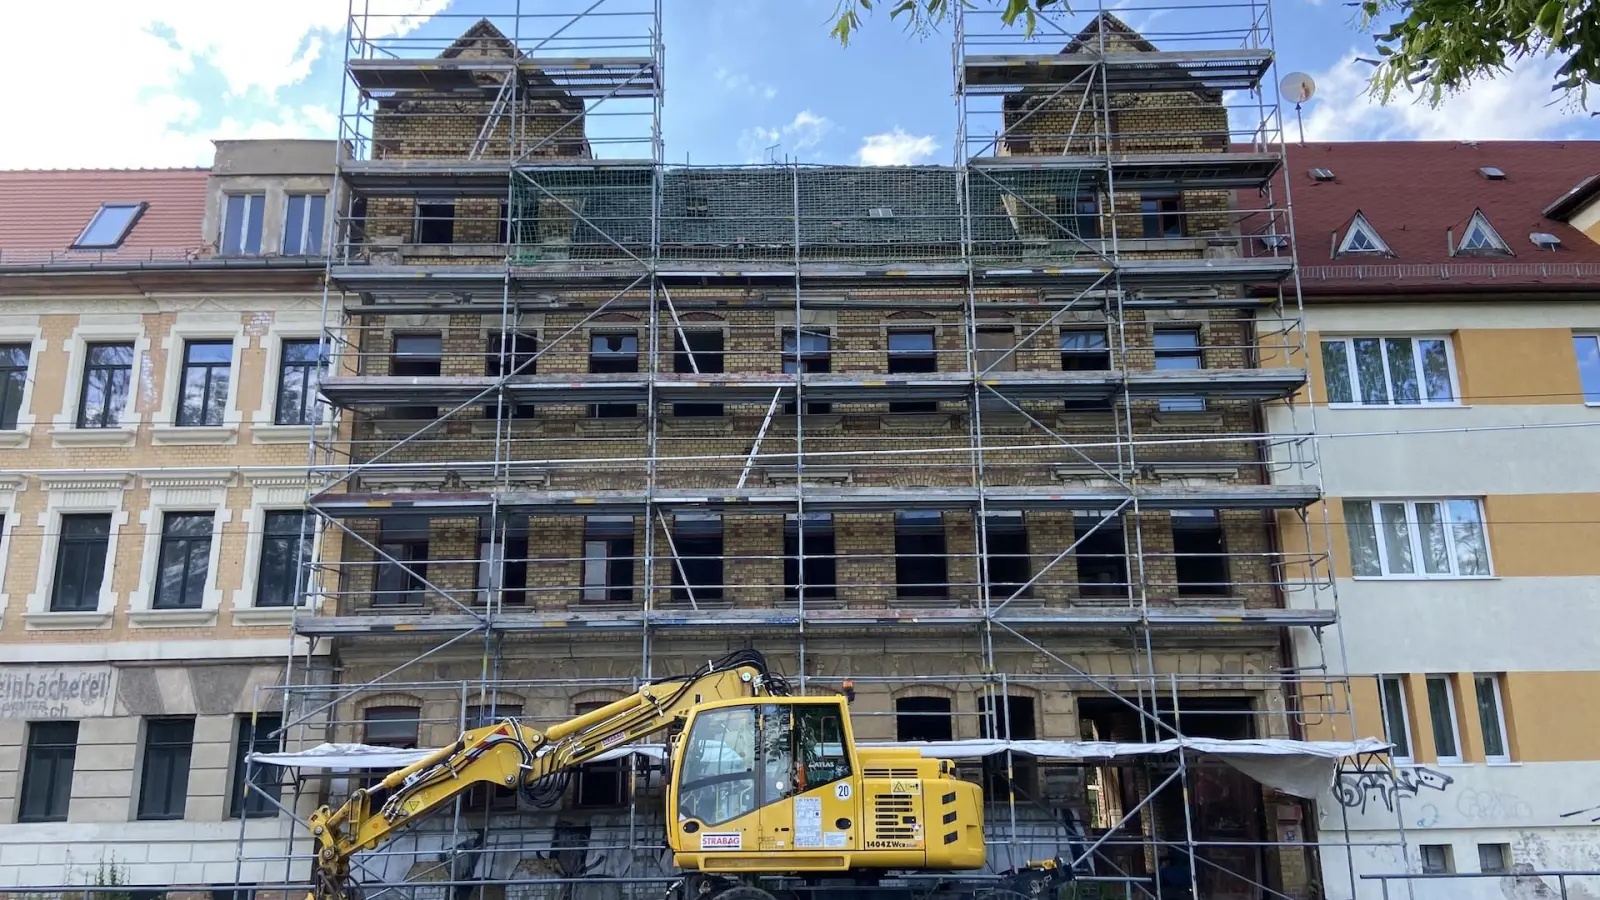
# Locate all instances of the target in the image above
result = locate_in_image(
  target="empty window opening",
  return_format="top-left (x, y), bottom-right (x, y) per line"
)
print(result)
top-left (1071, 195), bottom-right (1101, 239)
top-left (414, 201), bottom-right (456, 244)
top-left (671, 514), bottom-right (723, 603)
top-left (374, 516), bottom-right (430, 608)
top-left (74, 202), bottom-right (147, 250)
top-left (984, 512), bottom-right (1031, 598)
top-left (1172, 510), bottom-right (1228, 596)
top-left (673, 330), bottom-right (725, 417)
top-left (1478, 843), bottom-right (1510, 874)
top-left (573, 701), bottom-right (629, 807)
top-left (978, 695), bottom-right (1037, 799)
top-left (1154, 329), bottom-right (1205, 412)
top-left (582, 515), bottom-right (636, 604)
top-left (784, 513), bottom-right (836, 601)
top-left (1421, 844), bottom-right (1455, 875)
top-left (888, 330), bottom-right (938, 414)
top-left (1061, 329), bottom-right (1112, 411)
top-left (590, 332), bottom-right (639, 418)
top-left (1141, 194), bottom-right (1184, 239)
top-left (363, 707), bottom-right (420, 749)
top-left (1075, 512), bottom-right (1127, 598)
top-left (783, 329), bottom-right (832, 414)
top-left (896, 696), bottom-right (953, 742)
top-left (389, 333), bottom-right (442, 420)
top-left (895, 511), bottom-right (947, 600)
top-left (477, 520), bottom-right (529, 607)
top-left (485, 331), bottom-right (537, 420)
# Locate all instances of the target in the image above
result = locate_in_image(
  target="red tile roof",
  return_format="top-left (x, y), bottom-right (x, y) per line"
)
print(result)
top-left (0, 168), bottom-right (209, 265)
top-left (1255, 141), bottom-right (1600, 293)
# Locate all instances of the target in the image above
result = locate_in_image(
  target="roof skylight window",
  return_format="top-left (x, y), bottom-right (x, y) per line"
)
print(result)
top-left (1310, 168), bottom-right (1335, 182)
top-left (1478, 166), bottom-right (1506, 180)
top-left (1530, 232), bottom-right (1563, 250)
top-left (72, 202), bottom-right (148, 249)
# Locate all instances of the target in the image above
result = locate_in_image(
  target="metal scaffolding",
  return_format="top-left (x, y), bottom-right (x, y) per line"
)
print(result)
top-left (232, 0), bottom-right (1392, 897)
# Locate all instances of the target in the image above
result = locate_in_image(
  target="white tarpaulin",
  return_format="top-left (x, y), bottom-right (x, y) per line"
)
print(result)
top-left (863, 737), bottom-right (1391, 799)
top-left (250, 742), bottom-right (668, 769)
top-left (254, 736), bottom-right (1385, 798)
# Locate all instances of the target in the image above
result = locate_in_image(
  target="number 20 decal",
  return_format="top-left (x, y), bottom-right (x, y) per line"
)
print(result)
top-left (835, 782), bottom-right (852, 800)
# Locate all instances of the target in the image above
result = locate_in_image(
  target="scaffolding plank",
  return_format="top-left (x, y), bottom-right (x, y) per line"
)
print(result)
top-left (962, 49), bottom-right (1274, 93)
top-left (348, 56), bottom-right (661, 97)
top-left (309, 483), bottom-right (1319, 518)
top-left (291, 604), bottom-right (1335, 637)
top-left (971, 152), bottom-right (1282, 190)
top-left (317, 368), bottom-right (1304, 409)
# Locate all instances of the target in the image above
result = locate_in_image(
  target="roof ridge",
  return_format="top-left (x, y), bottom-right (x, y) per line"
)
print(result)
top-left (0, 166), bottom-right (212, 174)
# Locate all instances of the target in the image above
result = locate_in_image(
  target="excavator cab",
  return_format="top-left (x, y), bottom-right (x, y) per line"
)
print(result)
top-left (668, 697), bottom-right (987, 874)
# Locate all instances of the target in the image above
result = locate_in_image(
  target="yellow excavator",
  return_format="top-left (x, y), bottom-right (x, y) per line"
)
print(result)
top-left (306, 650), bottom-right (1076, 900)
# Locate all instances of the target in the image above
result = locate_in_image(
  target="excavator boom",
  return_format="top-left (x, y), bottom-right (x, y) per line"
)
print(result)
top-left (307, 651), bottom-right (785, 900)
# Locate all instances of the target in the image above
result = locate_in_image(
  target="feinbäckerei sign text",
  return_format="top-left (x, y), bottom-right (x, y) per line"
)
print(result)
top-left (0, 666), bottom-right (116, 719)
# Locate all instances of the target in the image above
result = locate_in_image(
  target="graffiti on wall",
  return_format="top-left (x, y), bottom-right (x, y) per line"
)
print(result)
top-left (1334, 767), bottom-right (1454, 815)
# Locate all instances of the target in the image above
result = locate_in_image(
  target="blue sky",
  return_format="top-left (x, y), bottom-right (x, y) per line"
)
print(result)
top-left (0, 0), bottom-right (1595, 170)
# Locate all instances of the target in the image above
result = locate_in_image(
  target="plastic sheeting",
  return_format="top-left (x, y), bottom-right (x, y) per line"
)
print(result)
top-left (253, 736), bottom-right (1385, 799)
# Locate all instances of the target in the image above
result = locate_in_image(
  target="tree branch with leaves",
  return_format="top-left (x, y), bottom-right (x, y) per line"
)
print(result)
top-left (828, 0), bottom-right (1595, 110)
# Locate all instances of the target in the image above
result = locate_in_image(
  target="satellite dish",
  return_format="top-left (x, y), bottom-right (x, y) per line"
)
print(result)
top-left (1280, 72), bottom-right (1316, 104)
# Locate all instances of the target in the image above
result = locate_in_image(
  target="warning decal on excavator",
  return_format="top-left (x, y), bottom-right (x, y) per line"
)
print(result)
top-left (701, 832), bottom-right (742, 851)
top-left (890, 780), bottom-right (921, 794)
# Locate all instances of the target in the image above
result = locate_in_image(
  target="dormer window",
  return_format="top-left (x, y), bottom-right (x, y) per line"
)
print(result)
top-left (1452, 210), bottom-right (1512, 257)
top-left (72, 202), bottom-right (148, 250)
top-left (1334, 211), bottom-right (1393, 258)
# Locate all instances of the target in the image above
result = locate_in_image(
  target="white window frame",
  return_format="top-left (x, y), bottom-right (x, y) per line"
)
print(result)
top-left (1335, 212), bottom-right (1393, 257)
top-left (252, 314), bottom-right (334, 443)
top-left (127, 473), bottom-right (233, 627)
top-left (1379, 675), bottom-right (1414, 766)
top-left (1345, 498), bottom-right (1493, 579)
top-left (282, 192), bottom-right (328, 256)
top-left (222, 192), bottom-right (268, 255)
top-left (0, 323), bottom-right (44, 449)
top-left (0, 476), bottom-right (21, 624)
top-left (1321, 335), bottom-right (1460, 407)
top-left (1453, 210), bottom-right (1513, 257)
top-left (23, 475), bottom-right (133, 630)
top-left (234, 472), bottom-right (321, 625)
top-left (152, 316), bottom-right (246, 444)
top-left (1474, 673), bottom-right (1512, 764)
top-left (50, 320), bottom-right (148, 448)
top-left (1426, 675), bottom-right (1464, 765)
top-left (1573, 334), bottom-right (1600, 406)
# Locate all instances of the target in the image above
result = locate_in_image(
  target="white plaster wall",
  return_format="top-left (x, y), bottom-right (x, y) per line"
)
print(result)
top-left (1318, 760), bottom-right (1600, 900)
top-left (1297, 577), bottom-right (1600, 674)
top-left (1302, 301), bottom-right (1600, 333)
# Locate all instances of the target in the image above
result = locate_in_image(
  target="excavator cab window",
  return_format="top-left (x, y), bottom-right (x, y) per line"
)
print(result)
top-left (793, 704), bottom-right (851, 792)
top-left (678, 705), bottom-right (759, 825)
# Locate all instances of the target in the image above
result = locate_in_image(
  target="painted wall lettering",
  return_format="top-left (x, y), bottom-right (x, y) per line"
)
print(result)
top-left (0, 666), bottom-right (116, 720)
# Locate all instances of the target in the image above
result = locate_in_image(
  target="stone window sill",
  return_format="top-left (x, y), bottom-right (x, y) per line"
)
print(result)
top-left (231, 606), bottom-right (302, 627)
top-left (0, 429), bottom-right (30, 449)
top-left (128, 608), bottom-right (219, 628)
top-left (50, 426), bottom-right (136, 448)
top-left (150, 425), bottom-right (239, 446)
top-left (24, 609), bottom-right (113, 630)
top-left (252, 423), bottom-right (334, 445)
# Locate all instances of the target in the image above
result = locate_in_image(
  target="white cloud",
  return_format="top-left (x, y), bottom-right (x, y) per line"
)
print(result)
top-left (856, 128), bottom-right (941, 166)
top-left (736, 110), bottom-right (835, 163)
top-left (0, 0), bottom-right (446, 168)
top-left (714, 67), bottom-right (778, 101)
top-left (1299, 51), bottom-right (1582, 141)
